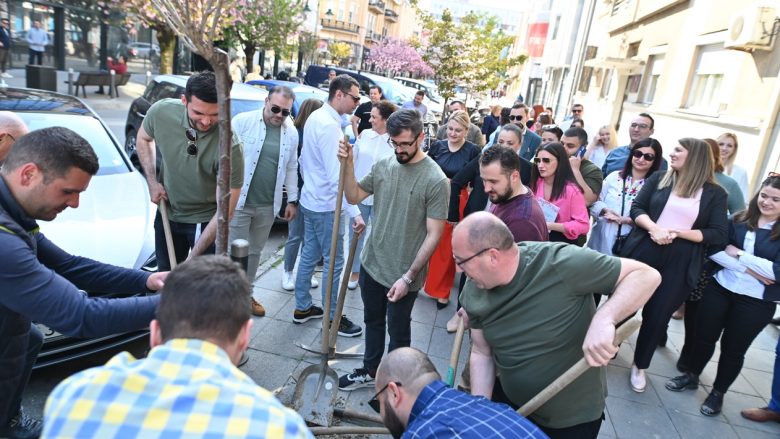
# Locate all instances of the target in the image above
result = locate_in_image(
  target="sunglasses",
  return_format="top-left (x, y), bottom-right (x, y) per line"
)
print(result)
top-left (185, 128), bottom-right (198, 156)
top-left (509, 115), bottom-right (523, 121)
top-left (572, 109), bottom-right (583, 113)
top-left (367, 381), bottom-right (402, 413)
top-left (630, 123), bottom-right (650, 129)
top-left (632, 150), bottom-right (655, 161)
top-left (270, 105), bottom-right (291, 117)
top-left (344, 91), bottom-right (361, 103)
top-left (766, 172), bottom-right (780, 183)
top-left (533, 157), bottom-right (553, 165)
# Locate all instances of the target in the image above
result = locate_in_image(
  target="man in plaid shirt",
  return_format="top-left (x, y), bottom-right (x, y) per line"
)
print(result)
top-left (42, 256), bottom-right (312, 439)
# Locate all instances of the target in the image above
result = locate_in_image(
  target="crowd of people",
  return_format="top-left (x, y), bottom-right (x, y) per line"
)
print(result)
top-left (0, 70), bottom-right (778, 439)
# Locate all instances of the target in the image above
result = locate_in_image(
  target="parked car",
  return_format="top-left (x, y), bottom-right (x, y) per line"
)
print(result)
top-left (123, 74), bottom-right (269, 173)
top-left (0, 87), bottom-right (157, 368)
top-left (128, 42), bottom-right (160, 59)
top-left (394, 76), bottom-right (444, 103)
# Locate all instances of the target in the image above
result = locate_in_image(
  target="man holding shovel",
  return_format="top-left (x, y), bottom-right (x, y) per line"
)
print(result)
top-left (293, 74), bottom-right (364, 336)
top-left (337, 109), bottom-right (449, 390)
top-left (454, 212), bottom-right (659, 438)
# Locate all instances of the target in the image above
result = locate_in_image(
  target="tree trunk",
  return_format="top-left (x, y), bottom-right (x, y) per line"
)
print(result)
top-left (211, 50), bottom-right (232, 255)
top-left (157, 27), bottom-right (177, 74)
top-left (243, 44), bottom-right (256, 73)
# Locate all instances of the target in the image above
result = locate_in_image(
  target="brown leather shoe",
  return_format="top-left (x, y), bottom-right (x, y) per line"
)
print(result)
top-left (251, 297), bottom-right (266, 317)
top-left (741, 407), bottom-right (780, 423)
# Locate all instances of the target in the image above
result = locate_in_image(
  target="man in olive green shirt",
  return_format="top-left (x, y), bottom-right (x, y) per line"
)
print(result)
top-left (136, 72), bottom-right (244, 270)
top-left (454, 212), bottom-right (658, 438)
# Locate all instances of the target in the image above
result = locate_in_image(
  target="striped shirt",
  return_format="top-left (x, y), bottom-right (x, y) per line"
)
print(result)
top-left (404, 380), bottom-right (548, 438)
top-left (43, 338), bottom-right (312, 439)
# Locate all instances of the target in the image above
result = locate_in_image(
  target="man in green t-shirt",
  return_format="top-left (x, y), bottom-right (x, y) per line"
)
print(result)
top-left (454, 212), bottom-right (659, 438)
top-left (136, 72), bottom-right (244, 270)
top-left (336, 109), bottom-right (449, 391)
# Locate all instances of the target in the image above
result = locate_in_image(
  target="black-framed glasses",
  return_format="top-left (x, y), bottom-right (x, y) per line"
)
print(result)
top-left (455, 247), bottom-right (494, 268)
top-left (533, 157), bottom-right (552, 165)
top-left (185, 128), bottom-right (198, 156)
top-left (344, 91), bottom-right (361, 103)
top-left (270, 105), bottom-right (291, 117)
top-left (388, 137), bottom-right (418, 150)
top-left (508, 115), bottom-right (523, 121)
top-left (572, 109), bottom-right (583, 113)
top-left (630, 123), bottom-right (650, 129)
top-left (367, 381), bottom-right (402, 413)
top-left (632, 150), bottom-right (656, 161)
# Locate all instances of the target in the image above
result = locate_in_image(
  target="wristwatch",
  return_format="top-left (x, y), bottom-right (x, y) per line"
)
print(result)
top-left (736, 250), bottom-right (745, 259)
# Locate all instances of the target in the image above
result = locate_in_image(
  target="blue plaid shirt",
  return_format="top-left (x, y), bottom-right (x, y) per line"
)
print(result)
top-left (42, 339), bottom-right (313, 438)
top-left (404, 380), bottom-right (548, 439)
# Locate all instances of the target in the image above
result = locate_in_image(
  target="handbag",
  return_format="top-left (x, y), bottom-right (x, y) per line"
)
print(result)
top-left (611, 179), bottom-right (629, 256)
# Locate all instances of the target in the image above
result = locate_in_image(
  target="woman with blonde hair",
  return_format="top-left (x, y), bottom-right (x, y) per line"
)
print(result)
top-left (718, 132), bottom-right (749, 198)
top-left (424, 109), bottom-right (480, 308)
top-left (584, 125), bottom-right (618, 169)
top-left (621, 138), bottom-right (728, 393)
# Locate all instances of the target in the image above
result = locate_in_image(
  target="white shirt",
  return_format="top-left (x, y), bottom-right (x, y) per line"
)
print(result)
top-left (299, 103), bottom-right (360, 216)
top-left (710, 221), bottom-right (777, 300)
top-left (353, 130), bottom-right (393, 206)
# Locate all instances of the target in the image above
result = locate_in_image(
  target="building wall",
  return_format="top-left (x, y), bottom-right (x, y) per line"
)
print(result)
top-left (573, 0), bottom-right (780, 193)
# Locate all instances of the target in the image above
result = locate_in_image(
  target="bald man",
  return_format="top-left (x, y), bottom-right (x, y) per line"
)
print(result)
top-left (0, 112), bottom-right (29, 164)
top-left (374, 347), bottom-right (546, 439)
top-left (454, 212), bottom-right (659, 438)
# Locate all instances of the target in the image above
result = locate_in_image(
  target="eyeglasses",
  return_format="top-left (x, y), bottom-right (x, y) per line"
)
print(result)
top-left (185, 128), bottom-right (198, 156)
top-left (344, 91), bottom-right (361, 103)
top-left (269, 105), bottom-right (291, 117)
top-left (367, 381), bottom-right (402, 413)
top-left (388, 137), bottom-right (418, 150)
top-left (509, 115), bottom-right (523, 121)
top-left (541, 124), bottom-right (558, 130)
top-left (630, 123), bottom-right (650, 129)
top-left (632, 150), bottom-right (656, 161)
top-left (533, 157), bottom-right (553, 165)
top-left (572, 109), bottom-right (583, 113)
top-left (455, 247), bottom-right (494, 268)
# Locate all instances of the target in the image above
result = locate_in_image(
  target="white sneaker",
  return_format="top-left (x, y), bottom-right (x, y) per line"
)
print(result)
top-left (1, 72), bottom-right (12, 78)
top-left (311, 276), bottom-right (319, 288)
top-left (282, 271), bottom-right (294, 291)
top-left (348, 279), bottom-right (358, 290)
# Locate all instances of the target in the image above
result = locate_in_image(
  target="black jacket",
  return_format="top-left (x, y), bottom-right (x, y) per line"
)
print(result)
top-left (622, 172), bottom-right (729, 288)
top-left (718, 220), bottom-right (780, 302)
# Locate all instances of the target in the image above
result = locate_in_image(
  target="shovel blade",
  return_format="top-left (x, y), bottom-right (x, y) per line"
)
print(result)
top-left (293, 363), bottom-right (339, 426)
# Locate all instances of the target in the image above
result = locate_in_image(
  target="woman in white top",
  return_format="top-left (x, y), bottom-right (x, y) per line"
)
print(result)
top-left (347, 100), bottom-right (397, 288)
top-left (665, 174), bottom-right (780, 417)
top-left (588, 138), bottom-right (663, 255)
top-left (584, 124), bottom-right (618, 169)
top-left (718, 132), bottom-right (749, 199)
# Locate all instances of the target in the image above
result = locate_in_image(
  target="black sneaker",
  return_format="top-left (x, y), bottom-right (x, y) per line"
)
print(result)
top-left (336, 316), bottom-right (363, 337)
top-left (293, 305), bottom-right (324, 323)
top-left (1, 409), bottom-right (42, 439)
top-left (339, 367), bottom-right (375, 391)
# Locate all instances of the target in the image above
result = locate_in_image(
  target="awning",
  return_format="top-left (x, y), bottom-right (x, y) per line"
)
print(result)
top-left (584, 57), bottom-right (645, 73)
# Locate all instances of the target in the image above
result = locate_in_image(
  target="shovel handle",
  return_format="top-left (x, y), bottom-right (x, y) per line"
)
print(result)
top-left (159, 199), bottom-right (177, 269)
top-left (329, 229), bottom-right (362, 353)
top-left (445, 316), bottom-right (465, 387)
top-left (517, 317), bottom-right (641, 417)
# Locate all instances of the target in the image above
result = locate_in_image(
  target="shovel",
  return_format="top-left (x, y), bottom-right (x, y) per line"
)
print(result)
top-left (445, 315), bottom-right (465, 387)
top-left (159, 199), bottom-right (177, 269)
top-left (293, 141), bottom-right (349, 426)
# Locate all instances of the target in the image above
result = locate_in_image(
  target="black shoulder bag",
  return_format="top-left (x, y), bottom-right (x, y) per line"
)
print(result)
top-left (611, 179), bottom-right (628, 256)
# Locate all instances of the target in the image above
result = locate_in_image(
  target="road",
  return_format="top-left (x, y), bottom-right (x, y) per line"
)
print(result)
top-left (21, 103), bottom-right (290, 422)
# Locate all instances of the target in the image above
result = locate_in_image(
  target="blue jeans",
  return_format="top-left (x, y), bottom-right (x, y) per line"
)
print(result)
top-left (284, 206), bottom-right (305, 272)
top-left (770, 336), bottom-right (780, 413)
top-left (294, 206), bottom-right (344, 319)
top-left (349, 203), bottom-right (372, 273)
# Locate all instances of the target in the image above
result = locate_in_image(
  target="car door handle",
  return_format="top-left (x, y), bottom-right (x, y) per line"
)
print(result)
top-left (134, 110), bottom-right (146, 118)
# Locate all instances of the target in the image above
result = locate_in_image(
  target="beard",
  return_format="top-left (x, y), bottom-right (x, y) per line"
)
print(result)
top-left (488, 184), bottom-right (514, 204)
top-left (395, 144), bottom-right (419, 164)
top-left (382, 399), bottom-right (406, 439)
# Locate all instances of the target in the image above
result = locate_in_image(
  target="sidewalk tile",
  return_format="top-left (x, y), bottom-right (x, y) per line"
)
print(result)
top-left (648, 373), bottom-right (713, 418)
top-left (607, 396), bottom-right (678, 438)
top-left (667, 411), bottom-right (738, 439)
top-left (720, 391), bottom-right (780, 435)
top-left (733, 424), bottom-right (780, 439)
top-left (241, 351), bottom-right (301, 394)
top-left (249, 320), bottom-right (321, 360)
top-left (606, 364), bottom-right (662, 406)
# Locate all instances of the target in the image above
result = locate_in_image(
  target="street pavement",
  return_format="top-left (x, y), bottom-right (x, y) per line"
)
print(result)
top-left (8, 67), bottom-right (780, 438)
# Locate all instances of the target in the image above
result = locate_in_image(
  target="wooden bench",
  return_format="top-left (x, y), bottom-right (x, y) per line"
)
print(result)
top-left (67, 72), bottom-right (131, 98)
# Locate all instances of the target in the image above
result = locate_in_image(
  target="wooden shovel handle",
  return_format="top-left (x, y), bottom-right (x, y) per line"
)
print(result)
top-left (159, 199), bottom-right (177, 269)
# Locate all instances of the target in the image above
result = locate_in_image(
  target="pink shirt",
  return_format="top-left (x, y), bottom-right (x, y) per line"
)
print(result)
top-left (533, 179), bottom-right (590, 240)
top-left (656, 189), bottom-right (702, 231)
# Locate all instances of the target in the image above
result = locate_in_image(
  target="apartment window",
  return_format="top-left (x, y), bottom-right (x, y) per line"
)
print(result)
top-left (551, 15), bottom-right (561, 40)
top-left (577, 46), bottom-right (598, 93)
top-left (600, 69), bottom-right (613, 99)
top-left (349, 4), bottom-right (356, 23)
top-left (639, 54), bottom-right (664, 103)
top-left (684, 43), bottom-right (725, 112)
top-left (338, 0), bottom-right (345, 20)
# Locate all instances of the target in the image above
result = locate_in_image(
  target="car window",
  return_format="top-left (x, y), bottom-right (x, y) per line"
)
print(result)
top-left (17, 113), bottom-right (129, 176)
top-left (142, 82), bottom-right (156, 100)
top-left (232, 98), bottom-right (265, 117)
top-left (149, 82), bottom-right (182, 104)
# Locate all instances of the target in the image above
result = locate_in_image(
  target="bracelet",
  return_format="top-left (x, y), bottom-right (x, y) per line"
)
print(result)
top-left (401, 274), bottom-right (414, 286)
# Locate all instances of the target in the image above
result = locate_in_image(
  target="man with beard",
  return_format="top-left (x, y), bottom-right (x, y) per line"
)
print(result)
top-left (480, 145), bottom-right (548, 242)
top-left (372, 347), bottom-right (546, 439)
top-left (136, 71), bottom-right (244, 270)
top-left (337, 109), bottom-right (449, 390)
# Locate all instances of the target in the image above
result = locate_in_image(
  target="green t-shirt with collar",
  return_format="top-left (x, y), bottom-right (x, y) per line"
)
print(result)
top-left (142, 99), bottom-right (244, 223)
top-left (460, 241), bottom-right (621, 429)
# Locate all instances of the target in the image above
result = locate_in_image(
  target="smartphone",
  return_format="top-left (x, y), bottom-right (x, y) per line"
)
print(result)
top-left (576, 145), bottom-right (587, 158)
